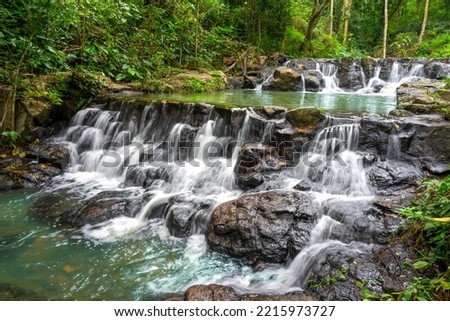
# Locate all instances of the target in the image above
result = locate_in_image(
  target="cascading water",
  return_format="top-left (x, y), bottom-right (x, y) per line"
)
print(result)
top-left (21, 98), bottom-right (404, 299)
top-left (316, 62), bottom-right (343, 93)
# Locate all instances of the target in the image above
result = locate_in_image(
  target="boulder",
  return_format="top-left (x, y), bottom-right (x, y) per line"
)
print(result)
top-left (263, 67), bottom-right (302, 91)
top-left (184, 285), bottom-right (240, 301)
top-left (26, 141), bottom-right (70, 169)
top-left (303, 71), bottom-right (322, 92)
top-left (423, 59), bottom-right (450, 79)
top-left (285, 107), bottom-right (325, 132)
top-left (0, 157), bottom-right (62, 190)
top-left (307, 243), bottom-right (416, 301)
top-left (56, 190), bottom-right (141, 227)
top-left (183, 284), bottom-right (315, 301)
top-left (396, 78), bottom-right (450, 116)
top-left (206, 191), bottom-right (318, 264)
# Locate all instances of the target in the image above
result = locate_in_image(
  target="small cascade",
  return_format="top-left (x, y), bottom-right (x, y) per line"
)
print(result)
top-left (60, 101), bottom-right (257, 241)
top-left (316, 62), bottom-right (343, 93)
top-left (387, 123), bottom-right (401, 160)
top-left (295, 118), bottom-right (371, 196)
top-left (300, 74), bottom-right (306, 92)
top-left (388, 61), bottom-right (403, 83)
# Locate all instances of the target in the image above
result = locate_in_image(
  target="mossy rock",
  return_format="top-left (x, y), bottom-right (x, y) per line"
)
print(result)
top-left (285, 107), bottom-right (325, 132)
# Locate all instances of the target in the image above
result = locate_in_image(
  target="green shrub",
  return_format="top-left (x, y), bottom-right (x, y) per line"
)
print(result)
top-left (397, 175), bottom-right (450, 300)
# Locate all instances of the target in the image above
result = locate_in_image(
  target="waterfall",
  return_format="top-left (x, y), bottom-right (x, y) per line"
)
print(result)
top-left (387, 124), bottom-right (401, 160)
top-left (295, 118), bottom-right (371, 196)
top-left (316, 62), bottom-right (343, 93)
top-left (61, 102), bottom-right (256, 240)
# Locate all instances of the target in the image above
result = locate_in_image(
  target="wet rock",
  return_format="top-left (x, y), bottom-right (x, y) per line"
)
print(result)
top-left (227, 76), bottom-right (257, 89)
top-left (0, 157), bottom-right (62, 190)
top-left (285, 107), bottom-right (325, 131)
top-left (262, 106), bottom-right (287, 118)
top-left (263, 67), bottom-right (302, 91)
top-left (236, 143), bottom-right (290, 190)
top-left (166, 196), bottom-right (215, 237)
top-left (293, 180), bottom-right (312, 191)
top-left (307, 243), bottom-right (416, 301)
top-left (206, 191), bottom-right (318, 264)
top-left (237, 173), bottom-right (265, 190)
top-left (423, 59), bottom-right (450, 79)
top-left (359, 114), bottom-right (450, 172)
top-left (303, 70), bottom-right (322, 92)
top-left (240, 293), bottom-right (316, 301)
top-left (184, 284), bottom-right (240, 301)
top-left (183, 284), bottom-right (316, 301)
top-left (365, 160), bottom-right (423, 194)
top-left (337, 57), bottom-right (365, 91)
top-left (29, 189), bottom-right (84, 219)
top-left (57, 190), bottom-right (141, 228)
top-left (26, 141), bottom-right (70, 169)
top-left (322, 198), bottom-right (403, 245)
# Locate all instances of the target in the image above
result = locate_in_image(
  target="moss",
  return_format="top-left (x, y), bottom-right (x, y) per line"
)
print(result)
top-left (285, 107), bottom-right (325, 131)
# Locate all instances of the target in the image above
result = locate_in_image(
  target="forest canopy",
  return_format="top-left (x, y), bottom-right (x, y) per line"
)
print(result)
top-left (1, 0), bottom-right (449, 84)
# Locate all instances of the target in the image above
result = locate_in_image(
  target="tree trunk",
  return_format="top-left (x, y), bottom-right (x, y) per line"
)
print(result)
top-left (305, 0), bottom-right (330, 41)
top-left (329, 0), bottom-right (334, 36)
top-left (343, 0), bottom-right (351, 45)
top-left (383, 0), bottom-right (388, 58)
top-left (418, 0), bottom-right (430, 43)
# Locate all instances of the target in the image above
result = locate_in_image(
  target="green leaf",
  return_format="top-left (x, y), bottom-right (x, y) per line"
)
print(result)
top-left (412, 261), bottom-right (430, 269)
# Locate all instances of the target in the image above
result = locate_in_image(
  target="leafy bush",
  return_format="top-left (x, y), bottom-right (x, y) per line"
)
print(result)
top-left (417, 33), bottom-right (450, 58)
top-left (397, 175), bottom-right (450, 300)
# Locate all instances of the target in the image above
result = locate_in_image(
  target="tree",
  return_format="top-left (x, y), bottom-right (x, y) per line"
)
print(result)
top-left (383, 0), bottom-right (388, 58)
top-left (305, 0), bottom-right (331, 41)
top-left (343, 0), bottom-right (352, 45)
top-left (329, 0), bottom-right (334, 36)
top-left (418, 0), bottom-right (430, 43)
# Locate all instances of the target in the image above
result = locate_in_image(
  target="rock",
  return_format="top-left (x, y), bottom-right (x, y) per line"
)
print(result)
top-left (285, 107), bottom-right (325, 131)
top-left (26, 141), bottom-right (70, 169)
top-left (206, 191), bottom-right (318, 264)
top-left (227, 76), bottom-right (257, 90)
top-left (236, 143), bottom-right (290, 190)
top-left (359, 114), bottom-right (450, 172)
top-left (396, 78), bottom-right (450, 116)
top-left (0, 157), bottom-right (62, 190)
top-left (303, 71), bottom-right (322, 92)
top-left (423, 59), bottom-right (450, 79)
top-left (263, 67), bottom-right (302, 91)
top-left (240, 293), bottom-right (316, 301)
top-left (337, 58), bottom-right (365, 91)
top-left (237, 173), bottom-right (265, 190)
top-left (29, 189), bottom-right (83, 219)
top-left (307, 243), bottom-right (416, 301)
top-left (183, 284), bottom-right (315, 301)
top-left (57, 190), bottom-right (141, 227)
top-left (262, 106), bottom-right (287, 118)
top-left (166, 196), bottom-right (215, 237)
top-left (184, 284), bottom-right (240, 301)
top-left (293, 180), bottom-right (312, 191)
top-left (166, 70), bottom-right (228, 92)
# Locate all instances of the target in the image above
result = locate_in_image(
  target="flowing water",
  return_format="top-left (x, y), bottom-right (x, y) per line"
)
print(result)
top-left (1, 59), bottom-right (436, 300)
top-left (0, 96), bottom-right (387, 300)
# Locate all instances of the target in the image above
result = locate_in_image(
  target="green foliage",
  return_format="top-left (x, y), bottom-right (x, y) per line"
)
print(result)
top-left (417, 33), bottom-right (450, 58)
top-left (282, 27), bottom-right (306, 56)
top-left (389, 32), bottom-right (418, 57)
top-left (0, 131), bottom-right (21, 148)
top-left (396, 175), bottom-right (450, 300)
